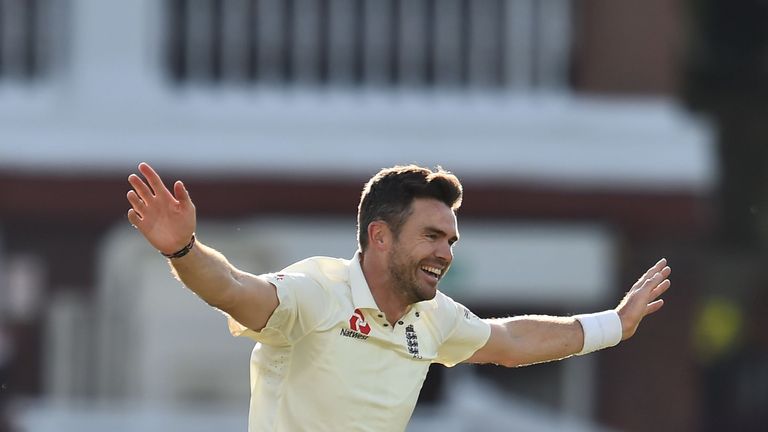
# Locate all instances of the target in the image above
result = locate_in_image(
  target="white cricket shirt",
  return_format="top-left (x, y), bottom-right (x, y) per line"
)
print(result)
top-left (227, 252), bottom-right (491, 432)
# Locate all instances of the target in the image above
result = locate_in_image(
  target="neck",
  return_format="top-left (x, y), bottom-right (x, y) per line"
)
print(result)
top-left (359, 251), bottom-right (410, 325)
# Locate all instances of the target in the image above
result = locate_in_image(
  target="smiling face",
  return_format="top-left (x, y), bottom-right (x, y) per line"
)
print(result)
top-left (386, 198), bottom-right (459, 303)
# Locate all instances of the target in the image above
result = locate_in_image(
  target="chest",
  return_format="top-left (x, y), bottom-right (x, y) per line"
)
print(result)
top-left (292, 307), bottom-right (438, 397)
top-left (329, 306), bottom-right (437, 359)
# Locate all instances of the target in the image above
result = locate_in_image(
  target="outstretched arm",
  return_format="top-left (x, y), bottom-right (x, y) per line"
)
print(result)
top-left (126, 162), bottom-right (278, 332)
top-left (465, 258), bottom-right (671, 367)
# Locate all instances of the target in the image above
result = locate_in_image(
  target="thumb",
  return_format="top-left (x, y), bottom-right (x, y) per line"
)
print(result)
top-left (174, 180), bottom-right (193, 207)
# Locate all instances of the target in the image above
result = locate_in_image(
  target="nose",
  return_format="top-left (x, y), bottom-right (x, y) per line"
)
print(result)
top-left (435, 240), bottom-right (453, 263)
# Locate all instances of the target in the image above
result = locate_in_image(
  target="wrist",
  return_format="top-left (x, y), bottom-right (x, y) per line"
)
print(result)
top-left (574, 310), bottom-right (622, 355)
top-left (161, 234), bottom-right (196, 259)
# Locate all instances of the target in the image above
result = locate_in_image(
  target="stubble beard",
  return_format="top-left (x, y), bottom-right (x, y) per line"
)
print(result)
top-left (388, 244), bottom-right (434, 304)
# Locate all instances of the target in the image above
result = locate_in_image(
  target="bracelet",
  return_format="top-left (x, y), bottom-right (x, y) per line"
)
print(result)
top-left (574, 310), bottom-right (622, 355)
top-left (161, 235), bottom-right (196, 259)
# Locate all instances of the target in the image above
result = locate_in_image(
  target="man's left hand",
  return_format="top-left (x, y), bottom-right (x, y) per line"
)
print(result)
top-left (616, 258), bottom-right (671, 340)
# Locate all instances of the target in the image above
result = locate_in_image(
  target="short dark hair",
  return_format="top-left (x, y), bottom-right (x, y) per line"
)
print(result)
top-left (357, 164), bottom-right (463, 251)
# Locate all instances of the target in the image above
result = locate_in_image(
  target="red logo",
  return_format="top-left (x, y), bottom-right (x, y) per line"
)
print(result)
top-left (349, 308), bottom-right (371, 335)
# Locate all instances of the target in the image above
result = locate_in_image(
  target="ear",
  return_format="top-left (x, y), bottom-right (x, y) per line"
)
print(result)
top-left (367, 220), bottom-right (391, 251)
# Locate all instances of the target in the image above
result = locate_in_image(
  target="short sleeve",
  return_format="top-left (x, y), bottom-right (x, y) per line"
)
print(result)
top-left (434, 299), bottom-right (491, 367)
top-left (227, 271), bottom-right (330, 346)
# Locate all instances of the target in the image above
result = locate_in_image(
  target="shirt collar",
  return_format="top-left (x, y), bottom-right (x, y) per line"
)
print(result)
top-left (348, 251), bottom-right (438, 313)
top-left (348, 251), bottom-right (379, 310)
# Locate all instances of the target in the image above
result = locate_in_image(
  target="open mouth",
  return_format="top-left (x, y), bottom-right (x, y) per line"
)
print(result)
top-left (420, 265), bottom-right (443, 281)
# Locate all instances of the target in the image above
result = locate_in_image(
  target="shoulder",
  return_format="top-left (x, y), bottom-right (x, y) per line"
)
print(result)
top-left (428, 292), bottom-right (490, 366)
top-left (279, 256), bottom-right (350, 284)
top-left (433, 291), bottom-right (468, 316)
top-left (263, 256), bottom-right (350, 294)
top-left (421, 291), bottom-right (473, 330)
top-left (259, 256), bottom-right (351, 323)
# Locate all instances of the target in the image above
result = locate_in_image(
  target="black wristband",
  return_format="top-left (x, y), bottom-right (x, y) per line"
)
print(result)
top-left (161, 235), bottom-right (196, 259)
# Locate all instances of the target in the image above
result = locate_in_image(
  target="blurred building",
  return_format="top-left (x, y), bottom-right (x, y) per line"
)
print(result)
top-left (0, 0), bottom-right (713, 431)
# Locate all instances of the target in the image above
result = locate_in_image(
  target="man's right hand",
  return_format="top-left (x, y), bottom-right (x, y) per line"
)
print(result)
top-left (127, 162), bottom-right (197, 255)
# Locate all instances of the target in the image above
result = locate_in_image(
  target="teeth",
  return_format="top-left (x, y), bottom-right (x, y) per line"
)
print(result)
top-left (421, 266), bottom-right (442, 276)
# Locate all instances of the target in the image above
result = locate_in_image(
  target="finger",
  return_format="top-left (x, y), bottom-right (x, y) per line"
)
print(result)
top-left (127, 208), bottom-right (143, 227)
top-left (138, 162), bottom-right (174, 200)
top-left (126, 190), bottom-right (146, 214)
top-left (641, 264), bottom-right (671, 288)
top-left (642, 266), bottom-right (671, 290)
top-left (174, 181), bottom-right (193, 208)
top-left (128, 173), bottom-right (154, 202)
top-left (638, 271), bottom-right (663, 293)
top-left (649, 279), bottom-right (671, 300)
top-left (632, 258), bottom-right (667, 290)
top-left (659, 266), bottom-right (671, 278)
top-left (644, 299), bottom-right (664, 316)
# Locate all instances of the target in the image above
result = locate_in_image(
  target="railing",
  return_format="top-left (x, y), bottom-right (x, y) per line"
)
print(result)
top-left (164, 0), bottom-right (572, 90)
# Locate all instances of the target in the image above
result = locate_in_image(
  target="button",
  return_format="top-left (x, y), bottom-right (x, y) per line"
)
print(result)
top-left (398, 321), bottom-right (404, 325)
top-left (378, 314), bottom-right (383, 318)
top-left (415, 312), bottom-right (420, 317)
top-left (383, 323), bottom-right (389, 327)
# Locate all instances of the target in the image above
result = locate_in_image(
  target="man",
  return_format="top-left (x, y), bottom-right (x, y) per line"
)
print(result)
top-left (126, 162), bottom-right (671, 432)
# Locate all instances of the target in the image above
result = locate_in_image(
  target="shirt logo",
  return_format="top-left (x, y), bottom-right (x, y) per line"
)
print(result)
top-left (405, 324), bottom-right (422, 359)
top-left (349, 308), bottom-right (371, 335)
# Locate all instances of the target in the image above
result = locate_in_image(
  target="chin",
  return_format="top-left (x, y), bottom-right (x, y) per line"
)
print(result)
top-left (417, 287), bottom-right (438, 302)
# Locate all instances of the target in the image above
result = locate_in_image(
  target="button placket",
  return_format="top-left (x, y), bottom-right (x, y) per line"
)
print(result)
top-left (377, 312), bottom-right (390, 328)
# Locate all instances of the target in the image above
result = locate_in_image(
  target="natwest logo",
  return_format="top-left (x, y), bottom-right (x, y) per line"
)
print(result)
top-left (349, 308), bottom-right (371, 335)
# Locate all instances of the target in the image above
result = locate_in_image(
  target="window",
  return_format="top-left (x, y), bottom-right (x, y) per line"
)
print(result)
top-left (0, 0), bottom-right (59, 82)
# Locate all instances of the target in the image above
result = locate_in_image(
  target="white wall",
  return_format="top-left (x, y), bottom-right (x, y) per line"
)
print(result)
top-left (0, 0), bottom-right (715, 194)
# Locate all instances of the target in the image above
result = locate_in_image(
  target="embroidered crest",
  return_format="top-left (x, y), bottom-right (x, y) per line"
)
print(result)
top-left (405, 324), bottom-right (421, 359)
